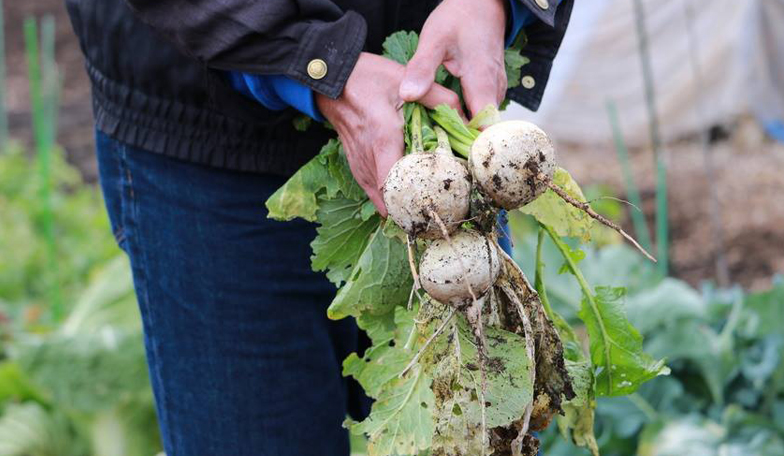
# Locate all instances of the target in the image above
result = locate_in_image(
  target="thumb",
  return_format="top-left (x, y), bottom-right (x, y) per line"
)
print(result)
top-left (399, 43), bottom-right (445, 102)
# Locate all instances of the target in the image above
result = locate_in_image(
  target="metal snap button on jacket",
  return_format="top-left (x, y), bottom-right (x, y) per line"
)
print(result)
top-left (307, 59), bottom-right (328, 80)
top-left (522, 75), bottom-right (536, 89)
top-left (535, 0), bottom-right (549, 10)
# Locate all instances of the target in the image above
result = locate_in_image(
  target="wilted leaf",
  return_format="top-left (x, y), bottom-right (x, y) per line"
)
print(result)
top-left (557, 361), bottom-right (599, 456)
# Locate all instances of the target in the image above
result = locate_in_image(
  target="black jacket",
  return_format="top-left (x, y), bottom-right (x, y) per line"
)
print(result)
top-left (66, 0), bottom-right (573, 176)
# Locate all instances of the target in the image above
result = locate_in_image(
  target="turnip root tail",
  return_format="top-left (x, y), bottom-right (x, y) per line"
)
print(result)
top-left (537, 172), bottom-right (657, 262)
top-left (426, 210), bottom-right (491, 453)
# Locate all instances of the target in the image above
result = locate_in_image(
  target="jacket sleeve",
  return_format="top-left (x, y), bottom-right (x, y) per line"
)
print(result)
top-left (123, 0), bottom-right (367, 99)
top-left (507, 0), bottom-right (574, 111)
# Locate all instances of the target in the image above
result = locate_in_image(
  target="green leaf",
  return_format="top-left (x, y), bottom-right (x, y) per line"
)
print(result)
top-left (624, 278), bottom-right (706, 334)
top-left (578, 286), bottom-right (669, 397)
top-left (382, 31), bottom-right (419, 65)
top-left (89, 401), bottom-right (162, 456)
top-left (267, 139), bottom-right (366, 223)
top-left (644, 319), bottom-right (734, 405)
top-left (557, 243), bottom-right (586, 275)
top-left (429, 104), bottom-right (476, 147)
top-left (360, 200), bottom-right (378, 221)
top-left (60, 256), bottom-right (138, 335)
top-left (745, 280), bottom-right (784, 337)
top-left (327, 226), bottom-right (411, 319)
top-left (467, 104), bottom-right (501, 130)
top-left (324, 142), bottom-right (366, 201)
top-left (557, 361), bottom-right (599, 456)
top-left (0, 362), bottom-right (45, 405)
top-left (292, 115), bottom-right (312, 132)
top-left (521, 168), bottom-right (594, 242)
top-left (311, 198), bottom-right (381, 286)
top-left (344, 307), bottom-right (417, 398)
top-left (504, 48), bottom-right (530, 89)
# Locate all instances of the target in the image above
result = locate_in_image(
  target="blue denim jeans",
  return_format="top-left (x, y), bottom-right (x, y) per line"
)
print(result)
top-left (95, 131), bottom-right (371, 456)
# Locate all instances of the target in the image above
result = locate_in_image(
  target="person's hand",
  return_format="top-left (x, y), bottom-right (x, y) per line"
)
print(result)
top-left (399, 0), bottom-right (507, 117)
top-left (316, 52), bottom-right (462, 217)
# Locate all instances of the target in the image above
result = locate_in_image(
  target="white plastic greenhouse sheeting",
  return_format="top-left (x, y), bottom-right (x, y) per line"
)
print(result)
top-left (504, 0), bottom-right (784, 146)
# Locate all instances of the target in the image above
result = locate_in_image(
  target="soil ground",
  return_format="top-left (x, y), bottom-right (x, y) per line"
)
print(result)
top-left (5, 0), bottom-right (784, 291)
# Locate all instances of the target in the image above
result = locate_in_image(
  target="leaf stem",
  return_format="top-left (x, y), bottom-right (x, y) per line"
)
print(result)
top-left (627, 393), bottom-right (658, 422)
top-left (433, 126), bottom-right (451, 156)
top-left (544, 224), bottom-right (614, 392)
top-left (430, 112), bottom-right (474, 144)
top-left (534, 227), bottom-right (555, 321)
top-left (411, 104), bottom-right (424, 154)
top-left (448, 137), bottom-right (470, 159)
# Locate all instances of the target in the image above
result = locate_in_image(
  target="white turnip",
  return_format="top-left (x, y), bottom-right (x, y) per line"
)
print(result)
top-left (469, 120), bottom-right (656, 261)
top-left (419, 229), bottom-right (500, 307)
top-left (470, 120), bottom-right (555, 210)
top-left (383, 118), bottom-right (472, 239)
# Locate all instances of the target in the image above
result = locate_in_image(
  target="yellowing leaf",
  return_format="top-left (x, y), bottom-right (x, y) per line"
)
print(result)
top-left (265, 147), bottom-right (332, 222)
top-left (557, 361), bottom-right (600, 456)
top-left (521, 167), bottom-right (594, 242)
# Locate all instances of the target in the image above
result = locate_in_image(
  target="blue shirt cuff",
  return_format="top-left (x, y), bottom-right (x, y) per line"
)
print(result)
top-left (227, 72), bottom-right (325, 122)
top-left (506, 0), bottom-right (561, 47)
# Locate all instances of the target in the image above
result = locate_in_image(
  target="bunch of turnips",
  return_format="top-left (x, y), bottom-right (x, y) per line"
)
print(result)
top-left (380, 102), bottom-right (655, 455)
top-left (265, 31), bottom-right (664, 456)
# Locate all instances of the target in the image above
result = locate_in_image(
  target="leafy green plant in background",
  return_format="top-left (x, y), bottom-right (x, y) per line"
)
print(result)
top-left (0, 13), bottom-right (161, 456)
top-left (0, 143), bottom-right (118, 326)
top-left (509, 214), bottom-right (784, 455)
top-left (0, 257), bottom-right (161, 456)
top-left (0, 135), bottom-right (159, 456)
